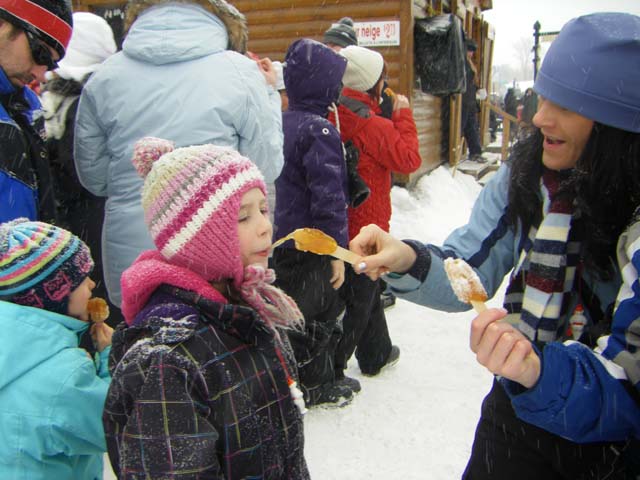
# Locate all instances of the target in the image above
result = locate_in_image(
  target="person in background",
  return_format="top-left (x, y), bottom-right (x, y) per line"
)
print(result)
top-left (323, 16), bottom-right (394, 120)
top-left (350, 12), bottom-right (640, 479)
top-left (520, 87), bottom-right (538, 127)
top-left (323, 16), bottom-right (358, 51)
top-left (41, 12), bottom-right (117, 321)
top-left (331, 45), bottom-right (421, 380)
top-left (323, 17), bottom-right (397, 309)
top-left (104, 138), bottom-right (309, 479)
top-left (272, 38), bottom-right (358, 407)
top-left (74, 0), bottom-right (283, 318)
top-left (503, 86), bottom-right (520, 141)
top-left (0, 219), bottom-right (113, 480)
top-left (461, 38), bottom-right (485, 163)
top-left (0, 0), bottom-right (72, 223)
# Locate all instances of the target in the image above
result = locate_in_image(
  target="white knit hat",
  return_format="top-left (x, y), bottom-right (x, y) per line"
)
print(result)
top-left (55, 12), bottom-right (117, 82)
top-left (339, 46), bottom-right (384, 92)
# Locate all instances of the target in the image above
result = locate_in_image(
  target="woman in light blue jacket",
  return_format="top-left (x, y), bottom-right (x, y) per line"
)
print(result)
top-left (74, 1), bottom-right (283, 309)
top-left (350, 13), bottom-right (640, 479)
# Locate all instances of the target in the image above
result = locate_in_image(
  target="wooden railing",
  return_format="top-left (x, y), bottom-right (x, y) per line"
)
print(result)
top-left (486, 102), bottom-right (519, 161)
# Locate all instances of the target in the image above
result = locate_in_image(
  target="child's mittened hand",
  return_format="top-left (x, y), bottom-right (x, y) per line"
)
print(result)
top-left (90, 322), bottom-right (114, 352)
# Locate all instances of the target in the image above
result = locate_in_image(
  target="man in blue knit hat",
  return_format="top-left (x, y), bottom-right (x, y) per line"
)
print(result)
top-left (350, 11), bottom-right (640, 479)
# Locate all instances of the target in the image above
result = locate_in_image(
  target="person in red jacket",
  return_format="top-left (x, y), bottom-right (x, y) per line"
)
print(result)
top-left (330, 45), bottom-right (421, 378)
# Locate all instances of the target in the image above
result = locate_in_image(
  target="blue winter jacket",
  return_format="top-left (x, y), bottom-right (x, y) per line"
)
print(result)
top-left (74, 3), bottom-right (283, 306)
top-left (0, 70), bottom-right (47, 223)
top-left (0, 301), bottom-right (111, 479)
top-left (274, 39), bottom-right (349, 247)
top-left (387, 164), bottom-right (640, 443)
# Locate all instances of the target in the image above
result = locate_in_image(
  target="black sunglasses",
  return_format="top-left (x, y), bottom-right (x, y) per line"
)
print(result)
top-left (25, 30), bottom-right (58, 71)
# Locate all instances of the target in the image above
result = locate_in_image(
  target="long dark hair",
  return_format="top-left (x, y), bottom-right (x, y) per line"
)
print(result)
top-left (366, 63), bottom-right (387, 106)
top-left (507, 124), bottom-right (640, 278)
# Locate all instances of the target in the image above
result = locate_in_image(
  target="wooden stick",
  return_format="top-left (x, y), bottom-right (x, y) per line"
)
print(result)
top-left (470, 299), bottom-right (487, 313)
top-left (331, 245), bottom-right (361, 265)
top-left (271, 233), bottom-right (294, 249)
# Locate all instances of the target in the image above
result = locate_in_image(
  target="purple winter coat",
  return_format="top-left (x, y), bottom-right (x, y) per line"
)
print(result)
top-left (274, 39), bottom-right (350, 248)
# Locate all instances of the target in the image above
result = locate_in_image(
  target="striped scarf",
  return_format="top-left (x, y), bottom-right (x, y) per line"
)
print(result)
top-left (503, 169), bottom-right (580, 343)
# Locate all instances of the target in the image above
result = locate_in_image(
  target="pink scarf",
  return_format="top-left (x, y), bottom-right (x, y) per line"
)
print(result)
top-left (121, 250), bottom-right (304, 330)
top-left (239, 265), bottom-right (304, 331)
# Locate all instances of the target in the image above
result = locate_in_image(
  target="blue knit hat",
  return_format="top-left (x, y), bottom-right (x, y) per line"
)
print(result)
top-left (0, 219), bottom-right (93, 315)
top-left (534, 12), bottom-right (640, 133)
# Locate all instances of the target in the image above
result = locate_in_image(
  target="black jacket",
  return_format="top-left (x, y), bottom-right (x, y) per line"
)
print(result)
top-left (104, 287), bottom-right (310, 479)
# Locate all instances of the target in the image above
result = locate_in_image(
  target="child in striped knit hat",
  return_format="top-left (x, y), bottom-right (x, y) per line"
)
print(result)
top-left (103, 138), bottom-right (310, 479)
top-left (0, 218), bottom-right (112, 479)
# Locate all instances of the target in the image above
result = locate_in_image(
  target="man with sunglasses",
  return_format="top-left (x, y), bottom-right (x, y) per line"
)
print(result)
top-left (0, 0), bottom-right (72, 224)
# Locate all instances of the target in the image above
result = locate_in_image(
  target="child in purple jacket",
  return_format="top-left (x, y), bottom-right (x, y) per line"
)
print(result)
top-left (272, 38), bottom-right (360, 407)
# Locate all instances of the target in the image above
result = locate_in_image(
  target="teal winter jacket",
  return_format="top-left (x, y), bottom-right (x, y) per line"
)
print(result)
top-left (0, 301), bottom-right (110, 480)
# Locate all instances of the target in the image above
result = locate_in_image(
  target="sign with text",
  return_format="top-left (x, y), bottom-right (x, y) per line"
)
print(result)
top-left (354, 21), bottom-right (401, 47)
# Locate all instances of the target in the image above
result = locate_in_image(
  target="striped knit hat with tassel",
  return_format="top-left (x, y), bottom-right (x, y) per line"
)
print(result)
top-left (0, 219), bottom-right (93, 314)
top-left (131, 137), bottom-right (303, 331)
top-left (132, 137), bottom-right (266, 287)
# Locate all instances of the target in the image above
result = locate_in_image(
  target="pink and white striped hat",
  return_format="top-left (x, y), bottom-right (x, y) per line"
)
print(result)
top-left (131, 137), bottom-right (266, 287)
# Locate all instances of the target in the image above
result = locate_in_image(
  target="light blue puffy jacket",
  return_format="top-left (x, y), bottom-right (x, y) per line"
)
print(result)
top-left (0, 301), bottom-right (110, 480)
top-left (74, 3), bottom-right (283, 306)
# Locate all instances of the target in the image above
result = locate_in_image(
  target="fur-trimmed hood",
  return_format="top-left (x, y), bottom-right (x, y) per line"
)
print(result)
top-left (124, 0), bottom-right (248, 52)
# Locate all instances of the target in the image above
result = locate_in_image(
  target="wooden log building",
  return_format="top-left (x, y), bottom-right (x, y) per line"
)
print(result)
top-left (72, 0), bottom-right (495, 184)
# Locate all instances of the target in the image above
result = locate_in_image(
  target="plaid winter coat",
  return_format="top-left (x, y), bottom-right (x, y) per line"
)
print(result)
top-left (103, 286), bottom-right (309, 479)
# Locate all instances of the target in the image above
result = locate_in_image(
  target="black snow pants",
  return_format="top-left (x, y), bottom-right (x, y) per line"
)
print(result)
top-left (272, 249), bottom-right (345, 395)
top-left (462, 379), bottom-right (637, 480)
top-left (335, 268), bottom-right (392, 374)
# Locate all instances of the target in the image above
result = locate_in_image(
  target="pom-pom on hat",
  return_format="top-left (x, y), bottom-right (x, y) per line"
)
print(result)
top-left (323, 16), bottom-right (358, 48)
top-left (0, 0), bottom-right (73, 58)
top-left (534, 12), bottom-right (640, 133)
top-left (132, 137), bottom-right (267, 288)
top-left (0, 219), bottom-right (93, 315)
top-left (339, 45), bottom-right (384, 92)
top-left (54, 12), bottom-right (117, 82)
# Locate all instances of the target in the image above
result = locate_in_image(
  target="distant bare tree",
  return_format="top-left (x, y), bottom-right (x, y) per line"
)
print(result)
top-left (512, 36), bottom-right (534, 80)
top-left (491, 64), bottom-right (518, 95)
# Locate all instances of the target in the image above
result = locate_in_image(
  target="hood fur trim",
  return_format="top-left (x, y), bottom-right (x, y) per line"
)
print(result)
top-left (125, 0), bottom-right (248, 52)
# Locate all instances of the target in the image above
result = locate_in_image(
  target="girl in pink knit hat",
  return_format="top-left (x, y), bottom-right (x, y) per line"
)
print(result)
top-left (103, 137), bottom-right (309, 479)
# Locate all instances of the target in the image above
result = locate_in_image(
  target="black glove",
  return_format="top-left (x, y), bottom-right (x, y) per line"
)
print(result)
top-left (344, 140), bottom-right (370, 208)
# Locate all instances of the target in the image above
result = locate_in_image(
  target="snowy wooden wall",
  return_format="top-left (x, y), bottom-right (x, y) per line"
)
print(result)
top-left (233, 0), bottom-right (414, 100)
top-left (75, 0), bottom-right (490, 179)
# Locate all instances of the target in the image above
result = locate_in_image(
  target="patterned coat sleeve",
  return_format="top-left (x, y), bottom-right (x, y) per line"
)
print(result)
top-left (502, 213), bottom-right (640, 443)
top-left (604, 212), bottom-right (640, 392)
top-left (104, 347), bottom-right (223, 479)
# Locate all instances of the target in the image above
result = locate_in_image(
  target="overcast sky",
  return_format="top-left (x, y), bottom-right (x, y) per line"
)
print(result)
top-left (483, 0), bottom-right (640, 66)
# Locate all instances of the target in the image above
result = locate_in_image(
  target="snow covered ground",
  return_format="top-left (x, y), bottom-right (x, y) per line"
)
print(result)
top-left (105, 162), bottom-right (504, 479)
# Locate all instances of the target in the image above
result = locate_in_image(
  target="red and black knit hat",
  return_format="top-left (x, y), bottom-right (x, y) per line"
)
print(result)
top-left (0, 0), bottom-right (73, 58)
